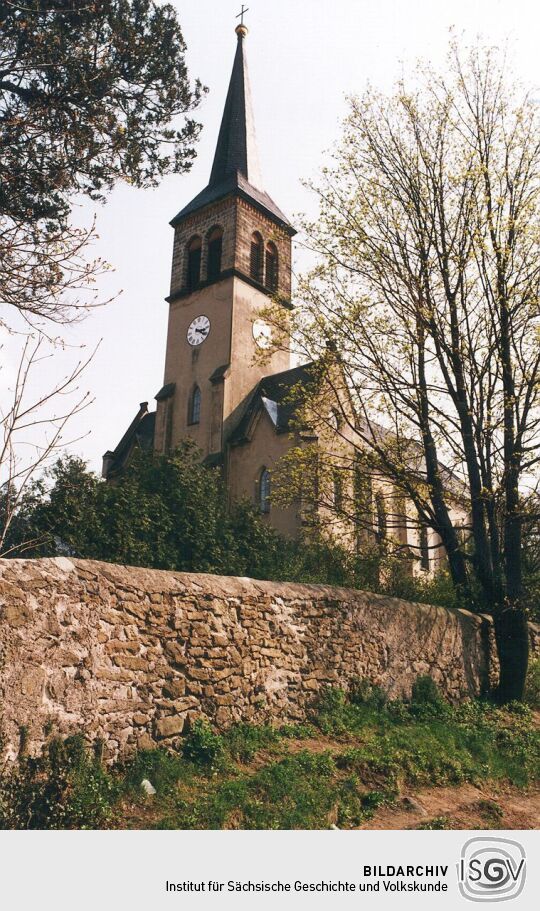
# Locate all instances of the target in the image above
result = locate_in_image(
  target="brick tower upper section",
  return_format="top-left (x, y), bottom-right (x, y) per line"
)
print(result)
top-left (167, 23), bottom-right (295, 307)
top-left (154, 24), bottom-right (296, 459)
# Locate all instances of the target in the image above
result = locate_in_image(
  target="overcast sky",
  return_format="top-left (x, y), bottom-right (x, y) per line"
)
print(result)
top-left (4, 0), bottom-right (540, 474)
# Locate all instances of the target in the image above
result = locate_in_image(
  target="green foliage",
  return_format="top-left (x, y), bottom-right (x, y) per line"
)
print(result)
top-left (377, 564), bottom-right (464, 611)
top-left (312, 683), bottom-right (387, 734)
top-left (311, 686), bottom-right (351, 735)
top-left (1, 683), bottom-right (538, 829)
top-left (172, 751), bottom-right (341, 830)
top-left (182, 719), bottom-right (225, 769)
top-left (0, 0), bottom-right (204, 228)
top-left (13, 445), bottom-right (246, 573)
top-left (6, 446), bottom-right (392, 587)
top-left (524, 659), bottom-right (540, 708)
top-left (222, 723), bottom-right (281, 763)
top-left (474, 799), bottom-right (504, 827)
top-left (6, 446), bottom-right (506, 619)
top-left (151, 681), bottom-right (539, 829)
top-left (0, 735), bottom-right (116, 830)
top-left (119, 749), bottom-right (192, 797)
top-left (410, 676), bottom-right (451, 719)
top-left (416, 816), bottom-right (453, 830)
top-left (349, 678), bottom-right (388, 710)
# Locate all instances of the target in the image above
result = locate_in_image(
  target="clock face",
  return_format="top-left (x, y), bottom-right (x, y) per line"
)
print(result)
top-left (253, 318), bottom-right (272, 350)
top-left (187, 314), bottom-right (210, 347)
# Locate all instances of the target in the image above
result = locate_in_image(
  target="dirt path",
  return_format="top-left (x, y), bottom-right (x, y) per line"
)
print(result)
top-left (360, 783), bottom-right (540, 830)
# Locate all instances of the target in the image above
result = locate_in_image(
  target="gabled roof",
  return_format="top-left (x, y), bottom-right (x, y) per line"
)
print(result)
top-left (170, 28), bottom-right (295, 235)
top-left (229, 362), bottom-right (317, 445)
top-left (102, 403), bottom-right (155, 479)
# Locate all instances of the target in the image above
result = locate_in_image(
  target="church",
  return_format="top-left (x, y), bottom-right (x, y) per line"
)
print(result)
top-left (102, 20), bottom-right (462, 570)
top-left (103, 20), bottom-right (314, 539)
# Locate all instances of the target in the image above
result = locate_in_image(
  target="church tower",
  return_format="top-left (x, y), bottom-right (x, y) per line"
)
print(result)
top-left (153, 22), bottom-right (296, 462)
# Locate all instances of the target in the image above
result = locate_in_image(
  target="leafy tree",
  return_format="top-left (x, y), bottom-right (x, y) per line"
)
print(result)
top-left (0, 0), bottom-right (204, 226)
top-left (0, 0), bottom-right (204, 328)
top-left (271, 42), bottom-right (540, 701)
top-left (12, 443), bottom-right (280, 574)
top-left (25, 443), bottom-right (232, 571)
top-left (8, 444), bottom-right (370, 586)
top-left (9, 444), bottom-right (480, 613)
top-left (0, 2), bottom-right (205, 552)
top-left (522, 497), bottom-right (540, 624)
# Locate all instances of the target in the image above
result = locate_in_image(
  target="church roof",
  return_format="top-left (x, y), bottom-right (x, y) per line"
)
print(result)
top-left (210, 25), bottom-right (263, 190)
top-left (229, 362), bottom-right (317, 444)
top-left (170, 172), bottom-right (294, 233)
top-left (171, 27), bottom-right (295, 235)
top-left (102, 403), bottom-right (155, 479)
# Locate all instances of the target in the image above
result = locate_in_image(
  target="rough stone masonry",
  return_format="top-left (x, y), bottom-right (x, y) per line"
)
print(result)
top-left (0, 557), bottom-right (537, 761)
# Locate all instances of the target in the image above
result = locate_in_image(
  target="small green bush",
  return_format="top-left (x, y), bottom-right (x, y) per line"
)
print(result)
top-left (174, 751), bottom-right (339, 829)
top-left (474, 799), bottom-right (503, 826)
top-left (410, 676), bottom-right (451, 719)
top-left (349, 678), bottom-right (388, 710)
top-left (182, 719), bottom-right (225, 768)
top-left (0, 735), bottom-right (116, 830)
top-left (524, 659), bottom-right (540, 708)
top-left (417, 815), bottom-right (453, 830)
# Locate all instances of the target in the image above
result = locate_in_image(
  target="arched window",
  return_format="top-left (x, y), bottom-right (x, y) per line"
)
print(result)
top-left (207, 226), bottom-right (223, 281)
top-left (353, 455), bottom-right (373, 552)
top-left (395, 495), bottom-right (409, 546)
top-left (259, 467), bottom-right (271, 514)
top-left (375, 491), bottom-right (387, 544)
top-left (250, 232), bottom-right (263, 283)
top-left (188, 385), bottom-right (201, 425)
top-left (419, 525), bottom-right (430, 571)
top-left (328, 409), bottom-right (341, 432)
top-left (164, 400), bottom-right (173, 453)
top-left (332, 471), bottom-right (343, 512)
top-left (187, 236), bottom-right (202, 290)
top-left (265, 242), bottom-right (278, 293)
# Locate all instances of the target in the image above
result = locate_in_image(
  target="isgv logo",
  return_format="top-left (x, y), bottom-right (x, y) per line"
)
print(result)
top-left (458, 837), bottom-right (526, 902)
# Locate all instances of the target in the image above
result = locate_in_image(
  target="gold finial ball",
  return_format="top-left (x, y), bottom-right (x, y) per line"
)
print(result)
top-left (235, 24), bottom-right (248, 38)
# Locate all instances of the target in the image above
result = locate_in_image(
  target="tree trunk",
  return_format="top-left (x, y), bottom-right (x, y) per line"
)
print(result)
top-left (493, 606), bottom-right (529, 702)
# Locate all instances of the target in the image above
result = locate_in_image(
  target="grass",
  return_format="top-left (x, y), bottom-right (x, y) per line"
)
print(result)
top-left (1, 677), bottom-right (539, 830)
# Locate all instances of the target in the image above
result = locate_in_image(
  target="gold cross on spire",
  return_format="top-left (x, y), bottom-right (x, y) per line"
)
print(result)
top-left (236, 4), bottom-right (249, 27)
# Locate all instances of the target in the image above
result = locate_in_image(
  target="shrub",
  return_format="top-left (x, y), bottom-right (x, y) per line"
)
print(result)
top-left (182, 719), bottom-right (224, 768)
top-left (474, 799), bottom-right (504, 826)
top-left (349, 678), bottom-right (388, 710)
top-left (417, 815), bottom-right (453, 830)
top-left (311, 686), bottom-right (350, 734)
top-left (0, 735), bottom-right (116, 829)
top-left (524, 659), bottom-right (540, 708)
top-left (410, 676), bottom-right (451, 719)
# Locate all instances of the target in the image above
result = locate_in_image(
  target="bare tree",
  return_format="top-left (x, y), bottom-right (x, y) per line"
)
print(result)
top-left (0, 336), bottom-right (95, 555)
top-left (0, 215), bottom-right (110, 333)
top-left (273, 42), bottom-right (540, 701)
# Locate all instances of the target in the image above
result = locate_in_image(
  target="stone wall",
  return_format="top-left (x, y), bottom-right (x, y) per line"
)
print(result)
top-left (0, 557), bottom-right (535, 761)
